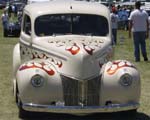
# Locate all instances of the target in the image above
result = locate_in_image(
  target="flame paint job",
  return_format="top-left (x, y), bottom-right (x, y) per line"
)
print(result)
top-left (107, 60), bottom-right (136, 75)
top-left (82, 43), bottom-right (95, 55)
top-left (19, 62), bottom-right (55, 75)
top-left (48, 39), bottom-right (104, 55)
top-left (20, 44), bottom-right (63, 68)
top-left (65, 43), bottom-right (80, 55)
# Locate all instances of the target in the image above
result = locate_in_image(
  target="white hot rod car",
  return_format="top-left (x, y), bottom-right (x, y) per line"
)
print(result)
top-left (13, 0), bottom-right (141, 118)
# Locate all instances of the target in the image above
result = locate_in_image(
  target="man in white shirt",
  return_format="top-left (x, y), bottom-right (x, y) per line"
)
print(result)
top-left (128, 1), bottom-right (149, 62)
top-left (110, 7), bottom-right (119, 45)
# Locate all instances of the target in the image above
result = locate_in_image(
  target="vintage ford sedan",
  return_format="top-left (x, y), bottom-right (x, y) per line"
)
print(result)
top-left (13, 0), bottom-right (140, 118)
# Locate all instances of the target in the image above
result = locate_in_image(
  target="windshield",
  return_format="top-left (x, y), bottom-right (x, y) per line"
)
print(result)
top-left (35, 14), bottom-right (109, 37)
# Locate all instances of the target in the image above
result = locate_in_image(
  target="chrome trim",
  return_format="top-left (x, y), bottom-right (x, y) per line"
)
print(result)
top-left (22, 102), bottom-right (139, 113)
top-left (60, 73), bottom-right (100, 81)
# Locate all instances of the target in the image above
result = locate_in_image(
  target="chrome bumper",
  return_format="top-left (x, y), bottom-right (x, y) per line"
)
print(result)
top-left (22, 102), bottom-right (139, 114)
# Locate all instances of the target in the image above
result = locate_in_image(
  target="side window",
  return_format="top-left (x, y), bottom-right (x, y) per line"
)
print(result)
top-left (23, 15), bottom-right (31, 35)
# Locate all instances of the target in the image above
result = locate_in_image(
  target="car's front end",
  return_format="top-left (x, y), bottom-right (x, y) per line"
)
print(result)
top-left (16, 35), bottom-right (140, 114)
top-left (19, 63), bottom-right (140, 113)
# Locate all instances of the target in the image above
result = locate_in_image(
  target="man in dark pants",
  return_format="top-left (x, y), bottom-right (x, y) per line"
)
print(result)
top-left (128, 1), bottom-right (149, 62)
top-left (110, 7), bottom-right (118, 45)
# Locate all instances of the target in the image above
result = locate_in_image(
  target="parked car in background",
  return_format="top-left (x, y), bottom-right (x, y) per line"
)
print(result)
top-left (4, 0), bottom-right (25, 14)
top-left (3, 21), bottom-right (21, 37)
top-left (0, 0), bottom-right (6, 9)
top-left (27, 0), bottom-right (50, 4)
top-left (13, 0), bottom-right (141, 118)
top-left (13, 1), bottom-right (25, 11)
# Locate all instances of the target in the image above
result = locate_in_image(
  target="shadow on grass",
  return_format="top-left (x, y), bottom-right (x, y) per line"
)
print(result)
top-left (21, 111), bottom-right (150, 120)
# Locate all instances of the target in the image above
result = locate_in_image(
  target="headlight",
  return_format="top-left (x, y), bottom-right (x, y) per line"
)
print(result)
top-left (31, 74), bottom-right (44, 87)
top-left (120, 73), bottom-right (132, 86)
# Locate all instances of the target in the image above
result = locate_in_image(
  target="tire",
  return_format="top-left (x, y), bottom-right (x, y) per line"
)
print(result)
top-left (16, 89), bottom-right (30, 119)
top-left (16, 30), bottom-right (20, 37)
top-left (126, 109), bottom-right (137, 116)
top-left (18, 105), bottom-right (30, 119)
top-left (121, 109), bottom-right (137, 118)
top-left (4, 29), bottom-right (8, 37)
top-left (18, 101), bottom-right (37, 119)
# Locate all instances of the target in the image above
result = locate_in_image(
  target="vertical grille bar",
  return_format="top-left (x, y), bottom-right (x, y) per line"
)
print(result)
top-left (61, 75), bottom-right (79, 106)
top-left (87, 77), bottom-right (100, 106)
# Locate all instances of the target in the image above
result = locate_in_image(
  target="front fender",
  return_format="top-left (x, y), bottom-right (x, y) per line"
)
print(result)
top-left (100, 60), bottom-right (140, 106)
top-left (13, 43), bottom-right (21, 77)
top-left (16, 60), bottom-right (63, 104)
top-left (13, 43), bottom-right (21, 97)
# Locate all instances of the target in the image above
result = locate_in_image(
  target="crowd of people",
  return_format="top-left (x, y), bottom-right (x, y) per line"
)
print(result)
top-left (110, 4), bottom-right (133, 45)
top-left (1, 2), bottom-right (24, 28)
top-left (110, 1), bottom-right (149, 62)
top-left (1, 2), bottom-right (24, 37)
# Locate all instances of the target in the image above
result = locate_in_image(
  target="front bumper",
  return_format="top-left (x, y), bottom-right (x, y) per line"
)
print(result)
top-left (22, 102), bottom-right (139, 114)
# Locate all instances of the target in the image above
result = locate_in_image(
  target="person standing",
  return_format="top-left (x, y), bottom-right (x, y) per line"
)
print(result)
top-left (8, 4), bottom-right (12, 18)
top-left (128, 1), bottom-right (149, 62)
top-left (1, 10), bottom-right (9, 29)
top-left (1, 10), bottom-right (9, 37)
top-left (110, 7), bottom-right (119, 45)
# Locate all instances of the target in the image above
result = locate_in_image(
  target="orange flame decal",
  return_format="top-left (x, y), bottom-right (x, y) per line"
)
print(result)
top-left (66, 43), bottom-right (80, 55)
top-left (107, 61), bottom-right (135, 75)
top-left (83, 43), bottom-right (95, 55)
top-left (19, 62), bottom-right (55, 76)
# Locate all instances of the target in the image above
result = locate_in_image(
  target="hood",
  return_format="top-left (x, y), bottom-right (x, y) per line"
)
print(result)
top-left (32, 35), bottom-right (112, 79)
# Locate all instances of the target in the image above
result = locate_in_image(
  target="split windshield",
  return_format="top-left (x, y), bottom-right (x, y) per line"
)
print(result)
top-left (35, 14), bottom-right (109, 37)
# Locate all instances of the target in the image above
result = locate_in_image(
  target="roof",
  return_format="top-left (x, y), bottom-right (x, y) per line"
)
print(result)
top-left (24, 0), bottom-right (110, 18)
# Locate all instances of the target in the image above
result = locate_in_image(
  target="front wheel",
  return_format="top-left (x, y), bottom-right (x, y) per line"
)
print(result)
top-left (126, 109), bottom-right (137, 116)
top-left (18, 105), bottom-right (30, 119)
top-left (16, 90), bottom-right (30, 118)
top-left (121, 109), bottom-right (137, 118)
top-left (4, 29), bottom-right (8, 37)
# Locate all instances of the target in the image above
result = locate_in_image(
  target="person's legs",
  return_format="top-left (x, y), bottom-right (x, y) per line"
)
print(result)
top-left (140, 32), bottom-right (148, 61)
top-left (125, 20), bottom-right (128, 30)
top-left (112, 29), bottom-right (117, 44)
top-left (133, 32), bottom-right (140, 61)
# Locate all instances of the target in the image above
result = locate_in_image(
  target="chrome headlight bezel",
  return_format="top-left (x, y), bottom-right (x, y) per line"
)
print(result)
top-left (120, 73), bottom-right (133, 87)
top-left (31, 74), bottom-right (44, 87)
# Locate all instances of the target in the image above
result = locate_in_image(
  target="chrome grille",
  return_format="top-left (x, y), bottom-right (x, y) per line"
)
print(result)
top-left (61, 75), bottom-right (101, 106)
top-left (61, 75), bottom-right (79, 106)
top-left (87, 77), bottom-right (100, 105)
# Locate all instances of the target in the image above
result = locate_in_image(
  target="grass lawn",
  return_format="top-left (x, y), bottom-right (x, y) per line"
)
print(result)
top-left (0, 11), bottom-right (150, 120)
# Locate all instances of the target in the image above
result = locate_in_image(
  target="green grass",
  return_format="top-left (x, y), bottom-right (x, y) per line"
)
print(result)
top-left (0, 12), bottom-right (150, 119)
top-left (0, 36), bottom-right (19, 119)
